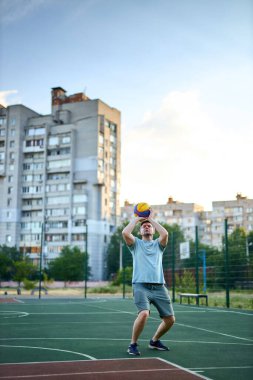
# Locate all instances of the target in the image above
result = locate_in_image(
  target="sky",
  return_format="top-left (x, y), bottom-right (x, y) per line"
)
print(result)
top-left (0, 0), bottom-right (252, 211)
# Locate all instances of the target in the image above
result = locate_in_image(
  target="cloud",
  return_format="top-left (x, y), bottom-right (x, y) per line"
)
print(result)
top-left (0, 0), bottom-right (46, 25)
top-left (121, 90), bottom-right (252, 209)
top-left (0, 90), bottom-right (19, 106)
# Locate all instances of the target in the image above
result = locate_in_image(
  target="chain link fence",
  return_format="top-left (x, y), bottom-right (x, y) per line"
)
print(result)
top-left (121, 219), bottom-right (253, 308)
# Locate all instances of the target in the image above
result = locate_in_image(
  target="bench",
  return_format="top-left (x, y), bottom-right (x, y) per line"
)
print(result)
top-left (179, 293), bottom-right (208, 306)
top-left (31, 287), bottom-right (48, 295)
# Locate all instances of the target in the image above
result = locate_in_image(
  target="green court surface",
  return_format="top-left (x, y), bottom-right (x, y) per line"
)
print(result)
top-left (0, 297), bottom-right (252, 380)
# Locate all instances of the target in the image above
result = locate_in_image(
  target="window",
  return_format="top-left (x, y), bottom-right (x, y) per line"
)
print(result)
top-left (0, 141), bottom-right (5, 147)
top-left (73, 206), bottom-right (86, 215)
top-left (8, 175), bottom-right (13, 183)
top-left (9, 152), bottom-right (15, 160)
top-left (10, 129), bottom-right (15, 136)
top-left (48, 159), bottom-right (70, 169)
top-left (49, 136), bottom-right (59, 145)
top-left (8, 187), bottom-right (13, 194)
top-left (47, 221), bottom-right (68, 229)
top-left (25, 139), bottom-right (44, 147)
top-left (25, 127), bottom-right (45, 136)
top-left (22, 174), bottom-right (33, 182)
top-left (23, 162), bottom-right (43, 170)
top-left (73, 219), bottom-right (86, 227)
top-left (62, 136), bottom-right (70, 144)
top-left (22, 186), bottom-right (42, 194)
top-left (73, 194), bottom-right (87, 203)
top-left (0, 118), bottom-right (6, 125)
top-left (6, 235), bottom-right (12, 243)
top-left (46, 234), bottom-right (68, 242)
top-left (0, 152), bottom-right (5, 160)
top-left (47, 173), bottom-right (69, 180)
top-left (72, 234), bottom-right (85, 241)
top-left (99, 133), bottom-right (104, 145)
top-left (7, 198), bottom-right (11, 206)
top-left (73, 183), bottom-right (85, 191)
top-left (0, 129), bottom-right (5, 136)
top-left (47, 196), bottom-right (69, 205)
top-left (10, 118), bottom-right (16, 126)
top-left (9, 141), bottom-right (15, 148)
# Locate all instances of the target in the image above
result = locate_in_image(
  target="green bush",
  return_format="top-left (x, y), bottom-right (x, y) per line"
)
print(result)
top-left (88, 285), bottom-right (119, 294)
top-left (176, 270), bottom-right (196, 293)
top-left (23, 278), bottom-right (37, 290)
top-left (112, 266), bottom-right (133, 286)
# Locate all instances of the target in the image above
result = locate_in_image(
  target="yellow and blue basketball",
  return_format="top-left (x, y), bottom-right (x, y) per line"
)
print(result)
top-left (134, 202), bottom-right (151, 217)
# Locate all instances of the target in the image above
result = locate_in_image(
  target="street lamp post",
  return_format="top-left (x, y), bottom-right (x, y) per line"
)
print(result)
top-left (38, 222), bottom-right (44, 299)
top-left (84, 221), bottom-right (88, 298)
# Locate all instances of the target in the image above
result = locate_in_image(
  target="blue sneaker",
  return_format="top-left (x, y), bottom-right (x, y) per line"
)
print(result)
top-left (149, 339), bottom-right (169, 351)
top-left (127, 343), bottom-right (140, 356)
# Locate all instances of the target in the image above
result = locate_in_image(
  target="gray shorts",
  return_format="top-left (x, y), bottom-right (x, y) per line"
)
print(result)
top-left (133, 283), bottom-right (174, 318)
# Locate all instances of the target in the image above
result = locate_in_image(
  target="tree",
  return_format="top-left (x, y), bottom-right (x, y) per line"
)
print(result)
top-left (13, 260), bottom-right (37, 286)
top-left (106, 221), bottom-right (185, 281)
top-left (227, 227), bottom-right (251, 287)
top-left (0, 245), bottom-right (25, 284)
top-left (0, 253), bottom-right (13, 283)
top-left (48, 246), bottom-right (89, 286)
top-left (106, 221), bottom-right (133, 279)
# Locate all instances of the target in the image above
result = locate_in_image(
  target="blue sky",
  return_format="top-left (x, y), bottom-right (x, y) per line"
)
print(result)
top-left (0, 0), bottom-right (252, 210)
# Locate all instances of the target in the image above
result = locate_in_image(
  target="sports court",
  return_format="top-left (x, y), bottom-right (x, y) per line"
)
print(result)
top-left (0, 297), bottom-right (252, 379)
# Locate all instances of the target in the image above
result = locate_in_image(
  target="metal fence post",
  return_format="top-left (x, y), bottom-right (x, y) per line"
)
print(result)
top-left (195, 226), bottom-right (199, 299)
top-left (171, 231), bottom-right (176, 302)
top-left (122, 240), bottom-right (126, 299)
top-left (224, 219), bottom-right (230, 308)
top-left (39, 222), bottom-right (44, 300)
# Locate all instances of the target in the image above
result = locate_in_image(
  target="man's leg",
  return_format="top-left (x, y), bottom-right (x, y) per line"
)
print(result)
top-left (131, 310), bottom-right (149, 343)
top-left (152, 315), bottom-right (175, 341)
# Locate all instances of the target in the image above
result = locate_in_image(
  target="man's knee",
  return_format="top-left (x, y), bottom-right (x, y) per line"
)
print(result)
top-left (163, 315), bottom-right (175, 326)
top-left (138, 310), bottom-right (149, 321)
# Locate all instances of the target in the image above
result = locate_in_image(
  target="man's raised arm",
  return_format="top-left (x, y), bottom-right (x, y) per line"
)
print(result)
top-left (149, 218), bottom-right (168, 247)
top-left (122, 218), bottom-right (141, 246)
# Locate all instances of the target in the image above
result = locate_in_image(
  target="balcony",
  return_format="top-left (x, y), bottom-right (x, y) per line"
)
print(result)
top-left (23, 142), bottom-right (44, 152)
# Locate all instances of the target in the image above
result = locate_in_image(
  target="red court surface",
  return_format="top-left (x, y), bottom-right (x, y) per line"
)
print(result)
top-left (0, 358), bottom-right (210, 379)
top-left (0, 298), bottom-right (20, 304)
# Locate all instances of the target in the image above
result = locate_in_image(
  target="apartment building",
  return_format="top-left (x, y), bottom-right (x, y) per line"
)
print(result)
top-left (208, 194), bottom-right (253, 248)
top-left (121, 197), bottom-right (204, 242)
top-left (121, 194), bottom-right (253, 249)
top-left (0, 88), bottom-right (121, 280)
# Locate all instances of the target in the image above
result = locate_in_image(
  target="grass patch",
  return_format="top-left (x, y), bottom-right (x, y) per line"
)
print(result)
top-left (1, 285), bottom-right (252, 309)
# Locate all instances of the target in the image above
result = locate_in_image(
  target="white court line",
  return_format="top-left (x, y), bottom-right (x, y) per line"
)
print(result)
top-left (0, 358), bottom-right (250, 379)
top-left (177, 304), bottom-right (253, 316)
top-left (157, 357), bottom-right (212, 380)
top-left (190, 366), bottom-right (253, 370)
top-left (176, 322), bottom-right (253, 342)
top-left (13, 299), bottom-right (24, 304)
top-left (1, 337), bottom-right (252, 346)
top-left (0, 357), bottom-right (212, 380)
top-left (80, 302), bottom-right (253, 343)
top-left (0, 300), bottom-right (107, 306)
top-left (0, 321), bottom-right (122, 326)
top-left (0, 345), bottom-right (96, 360)
top-left (0, 368), bottom-right (206, 379)
top-left (0, 356), bottom-right (208, 365)
top-left (14, 312), bottom-right (121, 315)
top-left (0, 312), bottom-right (29, 319)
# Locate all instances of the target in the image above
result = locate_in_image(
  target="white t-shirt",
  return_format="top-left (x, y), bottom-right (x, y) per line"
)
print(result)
top-left (127, 237), bottom-right (166, 284)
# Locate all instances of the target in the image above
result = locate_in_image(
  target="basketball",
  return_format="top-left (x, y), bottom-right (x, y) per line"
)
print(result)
top-left (134, 202), bottom-right (151, 217)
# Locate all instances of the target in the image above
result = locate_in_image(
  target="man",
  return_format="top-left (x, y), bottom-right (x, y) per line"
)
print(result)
top-left (122, 212), bottom-right (175, 356)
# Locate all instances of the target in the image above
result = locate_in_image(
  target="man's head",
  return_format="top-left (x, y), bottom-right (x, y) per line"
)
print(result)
top-left (140, 220), bottom-right (154, 238)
